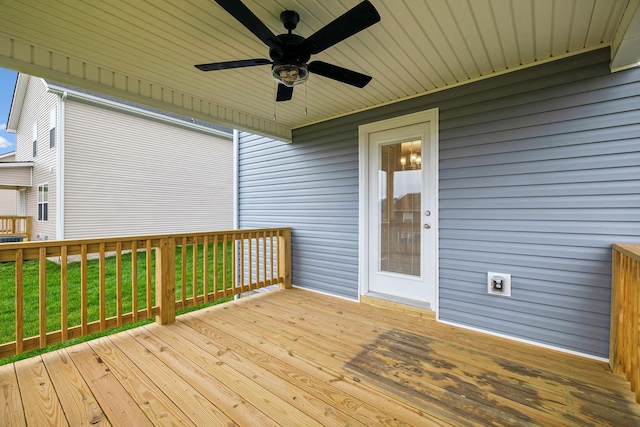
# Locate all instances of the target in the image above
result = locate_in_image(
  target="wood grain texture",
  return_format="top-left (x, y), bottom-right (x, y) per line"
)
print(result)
top-left (4, 288), bottom-right (640, 426)
top-left (66, 343), bottom-right (153, 427)
top-left (0, 364), bottom-right (25, 426)
top-left (14, 357), bottom-right (68, 426)
top-left (41, 350), bottom-right (109, 426)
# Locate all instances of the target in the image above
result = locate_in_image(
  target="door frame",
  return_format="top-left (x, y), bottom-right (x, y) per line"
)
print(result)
top-left (358, 108), bottom-right (439, 311)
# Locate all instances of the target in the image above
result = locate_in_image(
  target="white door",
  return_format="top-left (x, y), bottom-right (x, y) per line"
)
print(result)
top-left (361, 110), bottom-right (438, 307)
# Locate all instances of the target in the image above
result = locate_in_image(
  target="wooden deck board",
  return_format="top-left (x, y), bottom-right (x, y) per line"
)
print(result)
top-left (236, 291), bottom-right (639, 422)
top-left (2, 288), bottom-right (639, 426)
top-left (0, 363), bottom-right (25, 426)
top-left (40, 350), bottom-right (110, 426)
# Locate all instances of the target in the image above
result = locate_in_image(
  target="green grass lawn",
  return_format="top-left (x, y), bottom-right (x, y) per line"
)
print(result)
top-left (0, 242), bottom-right (233, 365)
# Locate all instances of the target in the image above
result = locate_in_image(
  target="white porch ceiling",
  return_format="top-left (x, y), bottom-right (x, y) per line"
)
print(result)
top-left (0, 0), bottom-right (638, 141)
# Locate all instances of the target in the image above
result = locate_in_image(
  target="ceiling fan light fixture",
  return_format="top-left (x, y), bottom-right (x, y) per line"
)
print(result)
top-left (272, 63), bottom-right (309, 87)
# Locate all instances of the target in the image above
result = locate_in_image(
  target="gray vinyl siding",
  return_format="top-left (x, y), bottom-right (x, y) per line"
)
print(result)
top-left (238, 47), bottom-right (640, 357)
top-left (13, 77), bottom-right (58, 240)
top-left (238, 132), bottom-right (359, 299)
top-left (64, 100), bottom-right (233, 239)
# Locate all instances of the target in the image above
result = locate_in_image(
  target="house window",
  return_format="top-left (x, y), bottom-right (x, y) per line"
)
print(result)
top-left (32, 122), bottom-right (37, 157)
top-left (49, 109), bottom-right (56, 148)
top-left (38, 184), bottom-right (48, 221)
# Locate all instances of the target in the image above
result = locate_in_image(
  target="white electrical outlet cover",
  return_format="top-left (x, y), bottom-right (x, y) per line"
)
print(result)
top-left (487, 272), bottom-right (511, 297)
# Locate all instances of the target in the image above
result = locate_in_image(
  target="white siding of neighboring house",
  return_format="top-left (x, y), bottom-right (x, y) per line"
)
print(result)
top-left (0, 153), bottom-right (18, 215)
top-left (63, 99), bottom-right (233, 238)
top-left (13, 77), bottom-right (58, 241)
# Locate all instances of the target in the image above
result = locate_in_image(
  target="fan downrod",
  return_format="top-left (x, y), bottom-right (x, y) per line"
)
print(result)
top-left (280, 10), bottom-right (299, 33)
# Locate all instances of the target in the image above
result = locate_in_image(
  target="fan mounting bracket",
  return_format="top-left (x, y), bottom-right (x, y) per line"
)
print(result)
top-left (280, 10), bottom-right (300, 32)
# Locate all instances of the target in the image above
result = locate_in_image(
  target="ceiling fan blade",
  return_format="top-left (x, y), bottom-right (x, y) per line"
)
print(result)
top-left (195, 58), bottom-right (272, 71)
top-left (213, 0), bottom-right (283, 54)
top-left (301, 0), bottom-right (380, 55)
top-left (276, 84), bottom-right (293, 102)
top-left (308, 61), bottom-right (372, 88)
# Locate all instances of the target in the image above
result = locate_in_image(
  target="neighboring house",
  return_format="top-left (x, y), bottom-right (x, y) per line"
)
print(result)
top-left (1, 74), bottom-right (233, 240)
top-left (0, 152), bottom-right (19, 215)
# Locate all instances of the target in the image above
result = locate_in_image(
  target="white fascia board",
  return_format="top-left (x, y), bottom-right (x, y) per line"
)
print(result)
top-left (6, 73), bottom-right (29, 133)
top-left (44, 84), bottom-right (233, 140)
top-left (0, 162), bottom-right (34, 168)
top-left (0, 151), bottom-right (16, 160)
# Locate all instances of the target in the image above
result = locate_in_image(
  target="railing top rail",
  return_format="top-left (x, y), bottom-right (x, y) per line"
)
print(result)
top-left (0, 216), bottom-right (30, 219)
top-left (0, 227), bottom-right (291, 262)
top-left (613, 243), bottom-right (640, 262)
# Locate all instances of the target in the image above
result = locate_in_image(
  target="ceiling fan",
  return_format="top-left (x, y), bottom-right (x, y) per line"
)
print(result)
top-left (195, 0), bottom-right (381, 102)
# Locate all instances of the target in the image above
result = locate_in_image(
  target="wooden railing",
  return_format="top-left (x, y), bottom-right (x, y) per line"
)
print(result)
top-left (0, 216), bottom-right (31, 241)
top-left (0, 228), bottom-right (291, 358)
top-left (610, 243), bottom-right (640, 403)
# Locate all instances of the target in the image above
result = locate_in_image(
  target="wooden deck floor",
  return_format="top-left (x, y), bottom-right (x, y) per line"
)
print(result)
top-left (1, 288), bottom-right (639, 426)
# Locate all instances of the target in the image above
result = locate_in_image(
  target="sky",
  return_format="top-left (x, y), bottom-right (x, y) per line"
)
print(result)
top-left (0, 68), bottom-right (17, 156)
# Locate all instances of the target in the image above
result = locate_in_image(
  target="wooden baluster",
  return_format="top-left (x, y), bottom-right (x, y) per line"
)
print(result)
top-left (203, 236), bottom-right (209, 303)
top-left (155, 237), bottom-right (176, 325)
top-left (146, 240), bottom-right (152, 319)
top-left (270, 230), bottom-right (275, 285)
top-left (276, 230), bottom-right (281, 284)
top-left (60, 246), bottom-right (68, 342)
top-left (622, 254), bottom-right (630, 381)
top-left (213, 234), bottom-right (219, 302)
top-left (635, 258), bottom-right (640, 402)
top-left (632, 258), bottom-right (639, 396)
top-left (232, 234), bottom-right (237, 294)
top-left (181, 237), bottom-right (187, 306)
top-left (15, 249), bottom-right (23, 355)
top-left (99, 243), bottom-right (106, 331)
top-left (116, 242), bottom-right (123, 327)
top-left (223, 234), bottom-right (228, 297)
top-left (239, 233), bottom-right (245, 293)
top-left (81, 244), bottom-right (88, 336)
top-left (39, 247), bottom-right (47, 348)
top-left (192, 237), bottom-right (198, 305)
top-left (131, 240), bottom-right (138, 322)
top-left (262, 230), bottom-right (267, 289)
top-left (248, 233), bottom-right (253, 291)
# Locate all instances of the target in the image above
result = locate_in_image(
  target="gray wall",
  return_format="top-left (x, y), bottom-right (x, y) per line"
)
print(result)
top-left (238, 48), bottom-right (640, 357)
top-left (238, 131), bottom-right (359, 299)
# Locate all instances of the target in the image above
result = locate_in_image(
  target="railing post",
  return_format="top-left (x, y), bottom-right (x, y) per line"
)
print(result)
top-left (156, 238), bottom-right (176, 325)
top-left (278, 228), bottom-right (292, 289)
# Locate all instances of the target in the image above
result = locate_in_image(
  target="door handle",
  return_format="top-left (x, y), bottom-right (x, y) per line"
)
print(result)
top-left (424, 224), bottom-right (431, 229)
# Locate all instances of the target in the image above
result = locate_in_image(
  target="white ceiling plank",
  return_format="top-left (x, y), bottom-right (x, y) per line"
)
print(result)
top-left (533, 0), bottom-right (554, 60)
top-left (568, 0), bottom-right (596, 52)
top-left (491, 0), bottom-right (522, 69)
top-left (469, 0), bottom-right (508, 73)
top-left (512, 0), bottom-right (536, 64)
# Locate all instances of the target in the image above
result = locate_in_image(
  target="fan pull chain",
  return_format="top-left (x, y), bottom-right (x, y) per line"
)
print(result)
top-left (273, 82), bottom-right (277, 121)
top-left (304, 83), bottom-right (308, 116)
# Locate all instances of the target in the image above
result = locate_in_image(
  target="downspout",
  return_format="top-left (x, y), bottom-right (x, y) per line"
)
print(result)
top-left (55, 91), bottom-right (67, 240)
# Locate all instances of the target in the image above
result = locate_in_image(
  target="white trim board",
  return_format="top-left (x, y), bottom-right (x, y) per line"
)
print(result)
top-left (438, 319), bottom-right (609, 363)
